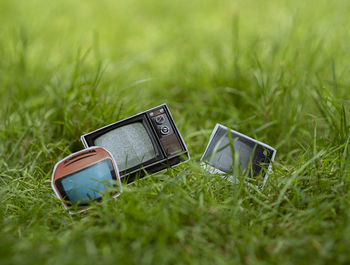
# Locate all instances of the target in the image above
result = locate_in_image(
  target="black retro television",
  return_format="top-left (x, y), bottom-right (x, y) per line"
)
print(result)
top-left (200, 124), bottom-right (276, 186)
top-left (81, 104), bottom-right (190, 184)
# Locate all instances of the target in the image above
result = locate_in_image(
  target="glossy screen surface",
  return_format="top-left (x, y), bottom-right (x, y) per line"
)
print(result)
top-left (202, 130), bottom-right (254, 173)
top-left (94, 122), bottom-right (157, 171)
top-left (61, 159), bottom-right (116, 205)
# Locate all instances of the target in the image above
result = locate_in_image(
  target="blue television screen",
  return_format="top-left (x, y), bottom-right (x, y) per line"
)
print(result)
top-left (60, 159), bottom-right (116, 205)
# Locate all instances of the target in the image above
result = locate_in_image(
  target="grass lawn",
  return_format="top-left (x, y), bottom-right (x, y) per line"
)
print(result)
top-left (1, 0), bottom-right (350, 264)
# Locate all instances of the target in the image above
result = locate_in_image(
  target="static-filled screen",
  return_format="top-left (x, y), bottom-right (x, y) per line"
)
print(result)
top-left (94, 122), bottom-right (157, 171)
top-left (61, 159), bottom-right (115, 205)
top-left (203, 132), bottom-right (254, 173)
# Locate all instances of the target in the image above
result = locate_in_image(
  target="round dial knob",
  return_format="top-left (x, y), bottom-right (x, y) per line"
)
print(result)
top-left (160, 125), bottom-right (170, 135)
top-left (155, 115), bottom-right (165, 124)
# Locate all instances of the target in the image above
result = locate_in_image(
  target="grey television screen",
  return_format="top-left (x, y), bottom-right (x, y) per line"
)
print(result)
top-left (202, 133), bottom-right (254, 173)
top-left (94, 122), bottom-right (158, 171)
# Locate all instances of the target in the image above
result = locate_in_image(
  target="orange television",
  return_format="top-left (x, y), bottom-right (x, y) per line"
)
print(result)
top-left (51, 146), bottom-right (122, 212)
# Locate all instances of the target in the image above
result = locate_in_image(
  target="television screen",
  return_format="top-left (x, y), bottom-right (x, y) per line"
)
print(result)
top-left (94, 122), bottom-right (158, 171)
top-left (60, 159), bottom-right (116, 205)
top-left (202, 133), bottom-right (254, 173)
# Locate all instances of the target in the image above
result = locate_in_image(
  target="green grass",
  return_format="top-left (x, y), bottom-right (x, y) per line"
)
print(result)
top-left (1, 0), bottom-right (350, 264)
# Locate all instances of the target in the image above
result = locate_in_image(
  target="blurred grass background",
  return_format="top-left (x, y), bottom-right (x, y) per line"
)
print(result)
top-left (0, 0), bottom-right (350, 264)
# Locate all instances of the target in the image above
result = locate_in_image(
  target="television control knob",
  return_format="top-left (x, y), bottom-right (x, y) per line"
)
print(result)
top-left (160, 125), bottom-right (170, 135)
top-left (155, 115), bottom-right (165, 124)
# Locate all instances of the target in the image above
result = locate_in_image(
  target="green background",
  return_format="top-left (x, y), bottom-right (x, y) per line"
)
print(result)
top-left (1, 0), bottom-right (350, 264)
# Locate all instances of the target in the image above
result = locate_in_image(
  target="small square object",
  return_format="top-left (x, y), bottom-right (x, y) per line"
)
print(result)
top-left (200, 124), bottom-right (276, 186)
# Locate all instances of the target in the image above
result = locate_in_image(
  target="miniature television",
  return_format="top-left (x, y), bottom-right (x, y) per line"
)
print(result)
top-left (81, 104), bottom-right (190, 184)
top-left (51, 147), bottom-right (122, 212)
top-left (200, 124), bottom-right (276, 186)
